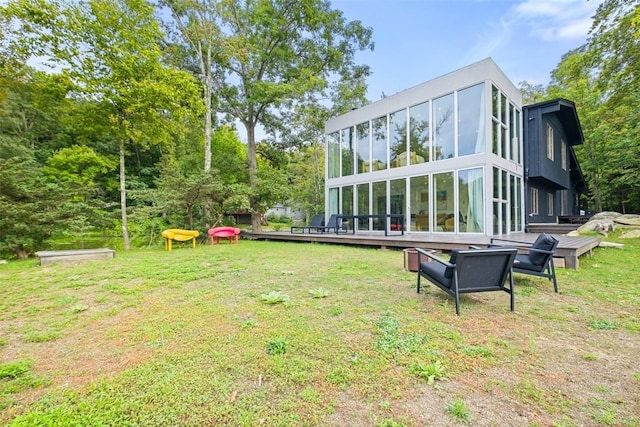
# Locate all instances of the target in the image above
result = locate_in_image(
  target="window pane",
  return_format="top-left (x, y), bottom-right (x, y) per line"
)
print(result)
top-left (372, 116), bottom-right (387, 171)
top-left (342, 185), bottom-right (353, 215)
top-left (390, 178), bottom-right (405, 231)
top-left (434, 172), bottom-right (454, 232)
top-left (410, 102), bottom-right (429, 164)
top-left (492, 85), bottom-right (499, 119)
top-left (410, 175), bottom-right (429, 231)
top-left (356, 122), bottom-right (370, 174)
top-left (389, 109), bottom-right (407, 168)
top-left (459, 168), bottom-right (484, 232)
top-left (329, 188), bottom-right (339, 215)
top-left (458, 83), bottom-right (485, 156)
top-left (327, 132), bottom-right (340, 179)
top-left (341, 127), bottom-right (354, 176)
top-left (357, 183), bottom-right (370, 230)
top-left (372, 181), bottom-right (387, 231)
top-left (434, 93), bottom-right (455, 160)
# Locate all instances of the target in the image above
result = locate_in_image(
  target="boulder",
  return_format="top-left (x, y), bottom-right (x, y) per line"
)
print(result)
top-left (577, 218), bottom-right (615, 236)
top-left (614, 214), bottom-right (640, 226)
top-left (591, 211), bottom-right (622, 220)
top-left (620, 229), bottom-right (640, 239)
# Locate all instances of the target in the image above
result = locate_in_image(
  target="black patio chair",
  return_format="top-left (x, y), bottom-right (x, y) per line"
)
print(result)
top-left (416, 247), bottom-right (517, 315)
top-left (312, 214), bottom-right (348, 234)
top-left (290, 214), bottom-right (325, 234)
top-left (490, 233), bottom-right (559, 293)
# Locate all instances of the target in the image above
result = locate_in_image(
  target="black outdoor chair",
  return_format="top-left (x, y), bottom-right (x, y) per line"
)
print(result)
top-left (311, 214), bottom-right (348, 234)
top-left (416, 247), bottom-right (517, 315)
top-left (290, 214), bottom-right (325, 234)
top-left (490, 233), bottom-right (559, 293)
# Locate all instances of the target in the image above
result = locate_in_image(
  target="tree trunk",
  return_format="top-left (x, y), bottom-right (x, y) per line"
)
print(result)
top-left (203, 70), bottom-right (213, 172)
top-left (119, 141), bottom-right (131, 250)
top-left (246, 123), bottom-right (262, 232)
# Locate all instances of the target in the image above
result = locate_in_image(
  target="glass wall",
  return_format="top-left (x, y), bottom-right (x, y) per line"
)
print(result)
top-left (433, 93), bottom-right (455, 160)
top-left (390, 178), bottom-right (406, 231)
top-left (459, 168), bottom-right (484, 232)
top-left (410, 175), bottom-right (429, 231)
top-left (357, 183), bottom-right (370, 230)
top-left (327, 132), bottom-right (340, 179)
top-left (356, 122), bottom-right (370, 174)
top-left (458, 84), bottom-right (485, 156)
top-left (372, 181), bottom-right (386, 231)
top-left (389, 109), bottom-right (407, 168)
top-left (329, 187), bottom-right (339, 215)
top-left (409, 102), bottom-right (430, 164)
top-left (434, 172), bottom-right (454, 232)
top-left (372, 116), bottom-right (387, 171)
top-left (341, 127), bottom-right (353, 177)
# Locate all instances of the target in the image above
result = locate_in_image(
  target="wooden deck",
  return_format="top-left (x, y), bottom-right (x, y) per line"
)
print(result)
top-left (244, 230), bottom-right (602, 269)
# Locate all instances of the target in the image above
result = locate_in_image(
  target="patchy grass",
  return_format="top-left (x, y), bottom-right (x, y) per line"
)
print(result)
top-left (0, 233), bottom-right (639, 426)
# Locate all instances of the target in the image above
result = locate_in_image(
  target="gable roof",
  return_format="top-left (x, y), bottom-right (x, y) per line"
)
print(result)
top-left (523, 98), bottom-right (585, 146)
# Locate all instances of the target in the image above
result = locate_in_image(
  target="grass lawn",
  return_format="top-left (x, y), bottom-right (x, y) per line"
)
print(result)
top-left (1, 233), bottom-right (639, 426)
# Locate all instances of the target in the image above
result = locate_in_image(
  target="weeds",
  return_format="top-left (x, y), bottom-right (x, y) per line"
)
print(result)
top-left (446, 398), bottom-right (470, 423)
top-left (408, 360), bottom-right (445, 384)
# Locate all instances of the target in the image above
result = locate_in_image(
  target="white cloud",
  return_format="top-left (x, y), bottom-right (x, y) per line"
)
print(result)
top-left (512, 0), bottom-right (600, 41)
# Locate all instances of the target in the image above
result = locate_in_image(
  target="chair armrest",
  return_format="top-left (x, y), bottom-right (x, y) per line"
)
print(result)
top-left (415, 248), bottom-right (454, 268)
top-left (490, 237), bottom-right (532, 247)
top-left (468, 245), bottom-right (483, 250)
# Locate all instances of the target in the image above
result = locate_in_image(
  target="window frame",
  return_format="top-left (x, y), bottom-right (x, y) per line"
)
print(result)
top-left (546, 124), bottom-right (554, 161)
top-left (531, 188), bottom-right (539, 215)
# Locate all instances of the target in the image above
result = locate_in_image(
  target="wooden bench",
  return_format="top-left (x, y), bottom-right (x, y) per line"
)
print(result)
top-left (35, 248), bottom-right (115, 266)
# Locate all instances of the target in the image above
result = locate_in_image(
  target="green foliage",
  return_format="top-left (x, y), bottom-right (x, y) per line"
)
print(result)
top-left (408, 360), bottom-right (446, 384)
top-left (588, 319), bottom-right (617, 330)
top-left (308, 288), bottom-right (329, 298)
top-left (266, 338), bottom-right (288, 355)
top-left (0, 360), bottom-right (48, 408)
top-left (375, 316), bottom-right (424, 355)
top-left (446, 398), bottom-right (470, 424)
top-left (260, 291), bottom-right (290, 305)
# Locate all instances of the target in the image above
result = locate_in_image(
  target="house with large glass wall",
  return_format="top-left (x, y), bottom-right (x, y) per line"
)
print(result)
top-left (324, 58), bottom-right (525, 236)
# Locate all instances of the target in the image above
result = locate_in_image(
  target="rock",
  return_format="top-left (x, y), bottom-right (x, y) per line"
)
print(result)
top-left (577, 219), bottom-right (615, 235)
top-left (591, 211), bottom-right (622, 220)
top-left (614, 214), bottom-right (640, 226)
top-left (599, 241), bottom-right (625, 248)
top-left (620, 229), bottom-right (640, 239)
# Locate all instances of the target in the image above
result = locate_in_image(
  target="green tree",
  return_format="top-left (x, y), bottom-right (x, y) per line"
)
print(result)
top-left (3, 0), bottom-right (202, 249)
top-left (160, 0), bottom-right (373, 231)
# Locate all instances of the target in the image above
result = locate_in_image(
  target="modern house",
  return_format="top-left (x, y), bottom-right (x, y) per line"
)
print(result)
top-left (323, 58), bottom-right (587, 236)
top-left (522, 99), bottom-right (587, 224)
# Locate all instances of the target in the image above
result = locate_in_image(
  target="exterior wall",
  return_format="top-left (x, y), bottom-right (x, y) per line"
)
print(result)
top-left (324, 58), bottom-right (524, 236)
top-left (523, 99), bottom-right (586, 224)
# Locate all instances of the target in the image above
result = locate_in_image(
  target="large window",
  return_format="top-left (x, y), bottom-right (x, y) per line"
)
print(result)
top-left (434, 172), bottom-right (454, 232)
top-left (433, 93), bottom-right (455, 160)
top-left (389, 109), bottom-right (407, 168)
top-left (356, 122), bottom-right (370, 174)
top-left (327, 132), bottom-right (340, 179)
top-left (390, 178), bottom-right (406, 231)
top-left (371, 116), bottom-right (387, 171)
top-left (342, 185), bottom-right (353, 216)
top-left (409, 102), bottom-right (430, 164)
top-left (459, 168), bottom-right (484, 232)
top-left (458, 84), bottom-right (485, 156)
top-left (410, 175), bottom-right (429, 231)
top-left (329, 187), bottom-right (339, 215)
top-left (341, 127), bottom-right (354, 176)
top-left (357, 183), bottom-right (370, 230)
top-left (372, 181), bottom-right (387, 231)
top-left (547, 124), bottom-right (554, 161)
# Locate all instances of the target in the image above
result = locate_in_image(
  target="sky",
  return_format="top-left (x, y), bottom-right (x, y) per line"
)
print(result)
top-left (332, 0), bottom-right (602, 100)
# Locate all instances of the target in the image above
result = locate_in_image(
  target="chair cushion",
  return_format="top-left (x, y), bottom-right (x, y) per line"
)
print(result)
top-left (419, 261), bottom-right (452, 289)
top-left (444, 250), bottom-right (459, 278)
top-left (530, 233), bottom-right (555, 265)
top-left (514, 254), bottom-right (543, 272)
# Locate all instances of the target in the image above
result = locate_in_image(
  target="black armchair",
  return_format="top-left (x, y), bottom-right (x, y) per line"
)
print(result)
top-left (490, 233), bottom-right (559, 293)
top-left (416, 247), bottom-right (517, 315)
